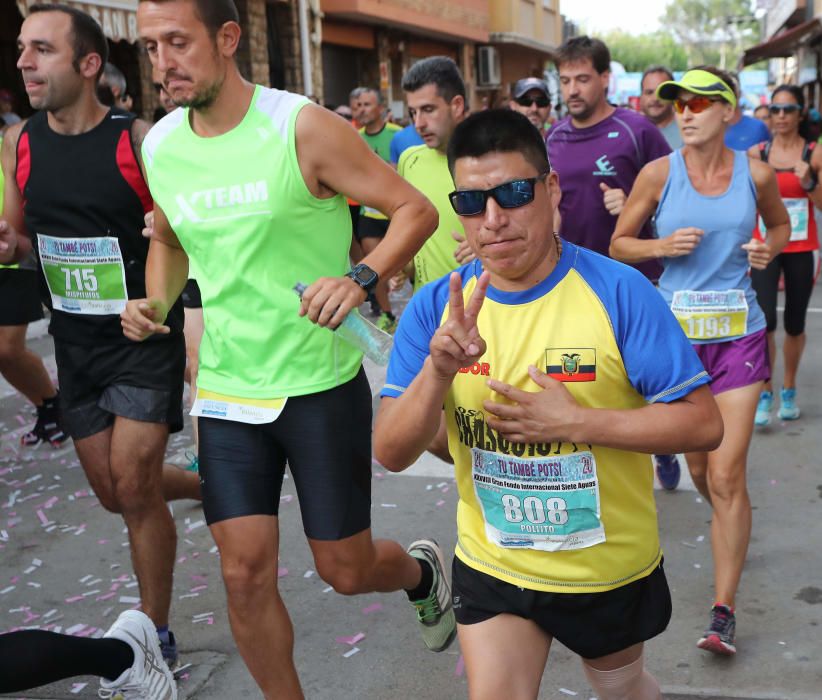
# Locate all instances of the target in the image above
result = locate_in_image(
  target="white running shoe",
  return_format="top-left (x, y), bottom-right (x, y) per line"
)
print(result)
top-left (98, 610), bottom-right (177, 700)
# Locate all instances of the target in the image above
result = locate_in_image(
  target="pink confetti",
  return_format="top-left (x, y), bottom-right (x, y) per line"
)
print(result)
top-left (190, 584), bottom-right (207, 593)
top-left (361, 603), bottom-right (383, 615)
top-left (15, 415), bottom-right (26, 426)
top-left (36, 509), bottom-right (51, 526)
top-left (455, 655), bottom-right (465, 677)
top-left (98, 539), bottom-right (109, 545)
top-left (770, 479), bottom-right (778, 486)
top-left (65, 595), bottom-right (84, 603)
top-left (436, 500), bottom-right (446, 507)
top-left (277, 567), bottom-right (288, 578)
top-left (335, 632), bottom-right (365, 645)
top-left (96, 592), bottom-right (116, 601)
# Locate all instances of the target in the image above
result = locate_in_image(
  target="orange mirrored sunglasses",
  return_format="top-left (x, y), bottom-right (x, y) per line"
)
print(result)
top-left (673, 96), bottom-right (722, 114)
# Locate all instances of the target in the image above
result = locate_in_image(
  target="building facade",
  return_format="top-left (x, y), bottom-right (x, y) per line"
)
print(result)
top-left (742, 0), bottom-right (822, 106)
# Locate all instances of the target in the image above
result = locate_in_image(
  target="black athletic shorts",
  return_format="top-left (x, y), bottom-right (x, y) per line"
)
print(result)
top-left (197, 367), bottom-right (372, 540)
top-left (181, 279), bottom-right (202, 309)
top-left (55, 337), bottom-right (185, 440)
top-left (451, 556), bottom-right (672, 659)
top-left (356, 216), bottom-right (389, 241)
top-left (0, 268), bottom-right (44, 325)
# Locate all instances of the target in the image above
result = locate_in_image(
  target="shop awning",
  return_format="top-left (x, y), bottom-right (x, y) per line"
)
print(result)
top-left (16, 0), bottom-right (139, 43)
top-left (489, 32), bottom-right (556, 57)
top-left (741, 17), bottom-right (822, 66)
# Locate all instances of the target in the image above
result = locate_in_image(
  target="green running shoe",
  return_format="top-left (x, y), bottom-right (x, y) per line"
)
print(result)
top-left (407, 539), bottom-right (456, 652)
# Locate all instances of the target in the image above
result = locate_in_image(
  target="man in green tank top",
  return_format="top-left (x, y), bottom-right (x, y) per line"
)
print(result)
top-left (126, 1), bottom-right (456, 696)
top-left (354, 87), bottom-right (401, 331)
top-left (398, 57), bottom-right (476, 291)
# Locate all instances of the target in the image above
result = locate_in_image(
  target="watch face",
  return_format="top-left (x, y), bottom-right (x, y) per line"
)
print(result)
top-left (355, 266), bottom-right (377, 284)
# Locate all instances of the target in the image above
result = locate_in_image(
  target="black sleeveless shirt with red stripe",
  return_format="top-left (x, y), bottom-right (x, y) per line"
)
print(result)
top-left (17, 108), bottom-right (182, 343)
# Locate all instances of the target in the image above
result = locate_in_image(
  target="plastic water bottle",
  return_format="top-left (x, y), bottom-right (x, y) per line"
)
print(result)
top-left (294, 282), bottom-right (393, 365)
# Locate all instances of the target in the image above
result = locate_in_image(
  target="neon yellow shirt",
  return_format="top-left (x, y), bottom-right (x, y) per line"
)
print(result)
top-left (383, 245), bottom-right (710, 592)
top-left (397, 144), bottom-right (462, 291)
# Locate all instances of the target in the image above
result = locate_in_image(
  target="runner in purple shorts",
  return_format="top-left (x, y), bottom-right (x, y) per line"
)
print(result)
top-left (610, 66), bottom-right (790, 658)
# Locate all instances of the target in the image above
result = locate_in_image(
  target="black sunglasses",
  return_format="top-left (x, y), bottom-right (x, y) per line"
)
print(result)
top-left (449, 173), bottom-right (550, 216)
top-left (769, 104), bottom-right (801, 115)
top-left (515, 96), bottom-right (550, 108)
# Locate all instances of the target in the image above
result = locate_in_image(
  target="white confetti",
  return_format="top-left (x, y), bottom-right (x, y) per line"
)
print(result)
top-left (559, 690), bottom-right (578, 696)
top-left (343, 647), bottom-right (361, 658)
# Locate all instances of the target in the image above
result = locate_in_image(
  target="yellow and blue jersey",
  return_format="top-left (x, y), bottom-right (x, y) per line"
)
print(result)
top-left (382, 242), bottom-right (710, 593)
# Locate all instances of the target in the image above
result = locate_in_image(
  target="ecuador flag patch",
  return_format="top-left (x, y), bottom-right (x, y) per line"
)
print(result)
top-left (545, 347), bottom-right (596, 382)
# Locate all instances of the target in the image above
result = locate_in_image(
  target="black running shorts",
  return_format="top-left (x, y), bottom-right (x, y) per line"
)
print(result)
top-left (356, 216), bottom-right (389, 241)
top-left (0, 268), bottom-right (44, 325)
top-left (451, 556), bottom-right (672, 660)
top-left (197, 367), bottom-right (372, 540)
top-left (54, 337), bottom-right (185, 440)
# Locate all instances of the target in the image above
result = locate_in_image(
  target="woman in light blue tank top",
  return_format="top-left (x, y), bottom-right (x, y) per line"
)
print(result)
top-left (610, 67), bottom-right (791, 659)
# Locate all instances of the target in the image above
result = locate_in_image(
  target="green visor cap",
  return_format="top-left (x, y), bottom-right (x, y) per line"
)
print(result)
top-left (656, 69), bottom-right (737, 109)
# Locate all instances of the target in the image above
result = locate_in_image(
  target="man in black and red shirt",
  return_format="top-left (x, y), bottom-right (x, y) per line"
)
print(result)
top-left (0, 4), bottom-right (198, 676)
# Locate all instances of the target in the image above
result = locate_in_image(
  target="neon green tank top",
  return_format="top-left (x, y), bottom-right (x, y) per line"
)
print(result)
top-left (142, 86), bottom-right (361, 399)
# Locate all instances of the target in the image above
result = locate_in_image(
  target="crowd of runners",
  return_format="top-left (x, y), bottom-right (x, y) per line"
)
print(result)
top-left (0, 1), bottom-right (816, 699)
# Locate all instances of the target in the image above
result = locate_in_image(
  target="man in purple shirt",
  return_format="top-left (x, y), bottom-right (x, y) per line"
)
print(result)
top-left (547, 36), bottom-right (682, 492)
top-left (547, 36), bottom-right (671, 282)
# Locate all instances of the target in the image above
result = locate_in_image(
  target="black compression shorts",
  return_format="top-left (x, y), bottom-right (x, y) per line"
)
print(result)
top-left (181, 279), bottom-right (202, 309)
top-left (750, 251), bottom-right (815, 336)
top-left (197, 367), bottom-right (372, 540)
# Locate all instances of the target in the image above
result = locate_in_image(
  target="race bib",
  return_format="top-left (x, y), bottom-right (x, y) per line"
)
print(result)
top-left (759, 198), bottom-right (808, 242)
top-left (37, 235), bottom-right (127, 315)
top-left (471, 448), bottom-right (605, 552)
top-left (191, 388), bottom-right (287, 425)
top-left (671, 289), bottom-right (748, 341)
top-left (361, 205), bottom-right (388, 220)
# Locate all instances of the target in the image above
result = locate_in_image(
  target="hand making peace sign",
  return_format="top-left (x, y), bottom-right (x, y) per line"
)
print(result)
top-left (429, 271), bottom-right (490, 379)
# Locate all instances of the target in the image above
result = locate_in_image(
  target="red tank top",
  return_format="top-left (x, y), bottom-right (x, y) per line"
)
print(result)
top-left (753, 141), bottom-right (819, 253)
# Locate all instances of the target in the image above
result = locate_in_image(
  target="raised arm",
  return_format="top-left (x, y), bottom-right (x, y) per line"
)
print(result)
top-left (296, 104), bottom-right (437, 329)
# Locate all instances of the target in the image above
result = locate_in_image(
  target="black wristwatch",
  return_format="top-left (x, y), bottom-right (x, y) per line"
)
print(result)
top-left (345, 263), bottom-right (379, 292)
top-left (801, 175), bottom-right (818, 192)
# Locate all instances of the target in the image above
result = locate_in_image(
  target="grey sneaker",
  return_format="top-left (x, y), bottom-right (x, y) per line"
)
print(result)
top-left (98, 610), bottom-right (177, 699)
top-left (407, 539), bottom-right (457, 652)
top-left (697, 604), bottom-right (736, 656)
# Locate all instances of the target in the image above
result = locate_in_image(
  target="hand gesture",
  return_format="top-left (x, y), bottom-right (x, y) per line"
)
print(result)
top-left (142, 210), bottom-right (155, 239)
top-left (794, 161), bottom-right (813, 189)
top-left (484, 365), bottom-right (582, 444)
top-left (452, 230), bottom-right (477, 265)
top-left (0, 220), bottom-right (19, 263)
top-left (659, 227), bottom-right (705, 258)
top-left (121, 298), bottom-right (171, 341)
top-left (742, 237), bottom-right (772, 270)
top-left (298, 276), bottom-right (367, 329)
top-left (429, 271), bottom-right (490, 379)
top-left (600, 183), bottom-right (626, 216)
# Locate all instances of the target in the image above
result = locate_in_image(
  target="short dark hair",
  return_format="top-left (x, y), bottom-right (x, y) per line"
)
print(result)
top-left (360, 87), bottom-right (383, 104)
top-left (401, 56), bottom-right (466, 103)
top-left (29, 4), bottom-right (108, 81)
top-left (641, 65), bottom-right (673, 89)
top-left (447, 109), bottom-right (550, 178)
top-left (555, 35), bottom-right (610, 74)
top-left (138, 0), bottom-right (240, 36)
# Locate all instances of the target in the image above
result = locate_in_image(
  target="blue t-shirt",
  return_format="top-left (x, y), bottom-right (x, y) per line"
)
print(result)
top-left (725, 115), bottom-right (770, 151)
top-left (390, 124), bottom-right (424, 164)
top-left (655, 149), bottom-right (765, 343)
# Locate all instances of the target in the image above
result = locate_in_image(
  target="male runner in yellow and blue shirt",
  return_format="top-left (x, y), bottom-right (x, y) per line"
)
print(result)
top-left (375, 109), bottom-right (723, 700)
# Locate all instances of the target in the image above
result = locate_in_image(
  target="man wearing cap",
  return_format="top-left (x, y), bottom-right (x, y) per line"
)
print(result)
top-left (510, 77), bottom-right (551, 140)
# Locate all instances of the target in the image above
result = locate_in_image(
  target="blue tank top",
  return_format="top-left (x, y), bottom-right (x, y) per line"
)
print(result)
top-left (655, 149), bottom-right (765, 344)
